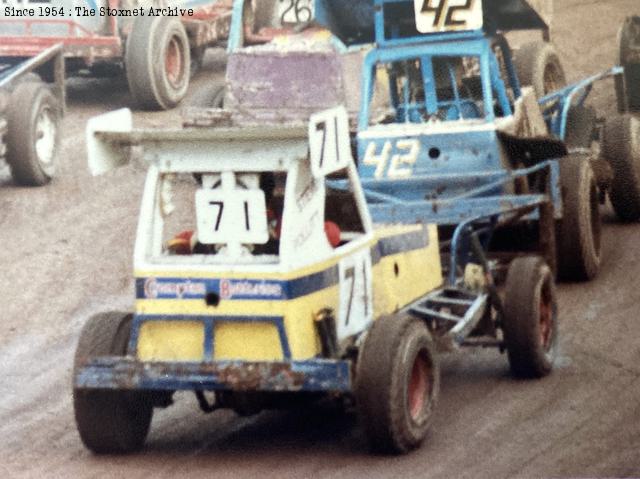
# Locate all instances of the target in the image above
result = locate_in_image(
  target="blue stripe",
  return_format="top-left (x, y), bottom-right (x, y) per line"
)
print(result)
top-left (376, 225), bottom-right (430, 257)
top-left (135, 227), bottom-right (430, 301)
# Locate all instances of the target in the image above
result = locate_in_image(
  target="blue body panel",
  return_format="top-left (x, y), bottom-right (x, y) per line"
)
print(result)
top-left (358, 128), bottom-right (505, 188)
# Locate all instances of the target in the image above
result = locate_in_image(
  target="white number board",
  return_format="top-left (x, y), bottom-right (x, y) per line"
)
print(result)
top-left (278, 0), bottom-right (315, 24)
top-left (337, 250), bottom-right (373, 341)
top-left (195, 189), bottom-right (269, 245)
top-left (413, 0), bottom-right (483, 33)
top-left (309, 106), bottom-right (351, 179)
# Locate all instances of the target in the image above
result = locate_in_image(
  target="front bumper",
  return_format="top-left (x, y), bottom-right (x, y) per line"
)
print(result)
top-left (75, 357), bottom-right (352, 393)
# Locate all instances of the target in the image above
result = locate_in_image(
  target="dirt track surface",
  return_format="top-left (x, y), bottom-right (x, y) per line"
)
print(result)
top-left (1, 2), bottom-right (640, 477)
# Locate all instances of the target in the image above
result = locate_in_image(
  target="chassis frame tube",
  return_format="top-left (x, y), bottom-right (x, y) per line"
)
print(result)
top-left (0, 42), bottom-right (66, 110)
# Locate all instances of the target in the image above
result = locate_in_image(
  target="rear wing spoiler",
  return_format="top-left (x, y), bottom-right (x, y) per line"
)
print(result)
top-left (488, 0), bottom-right (552, 32)
top-left (86, 107), bottom-right (353, 179)
top-left (314, 0), bottom-right (554, 46)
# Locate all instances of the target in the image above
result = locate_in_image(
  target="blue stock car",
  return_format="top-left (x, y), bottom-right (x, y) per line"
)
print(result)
top-left (316, 0), bottom-right (640, 281)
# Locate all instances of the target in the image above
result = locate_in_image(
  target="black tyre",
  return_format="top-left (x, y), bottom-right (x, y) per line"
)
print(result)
top-left (125, 16), bottom-right (191, 110)
top-left (515, 41), bottom-right (567, 98)
top-left (564, 105), bottom-right (596, 150)
top-left (5, 80), bottom-right (60, 186)
top-left (602, 114), bottom-right (640, 222)
top-left (618, 16), bottom-right (640, 112)
top-left (503, 256), bottom-right (558, 378)
top-left (188, 83), bottom-right (226, 108)
top-left (190, 46), bottom-right (206, 78)
top-left (73, 312), bottom-right (153, 454)
top-left (556, 155), bottom-right (601, 281)
top-left (356, 314), bottom-right (439, 454)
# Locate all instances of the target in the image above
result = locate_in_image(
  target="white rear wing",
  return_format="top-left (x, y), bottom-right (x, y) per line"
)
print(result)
top-left (86, 109), bottom-right (133, 176)
top-left (86, 108), bottom-right (321, 176)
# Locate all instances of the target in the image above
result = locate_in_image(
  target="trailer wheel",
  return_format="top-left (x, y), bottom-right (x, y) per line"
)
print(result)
top-left (601, 114), bottom-right (640, 222)
top-left (618, 16), bottom-right (640, 112)
top-left (5, 80), bottom-right (60, 186)
top-left (73, 312), bottom-right (153, 454)
top-left (125, 16), bottom-right (191, 111)
top-left (556, 155), bottom-right (601, 281)
top-left (503, 256), bottom-right (558, 378)
top-left (356, 314), bottom-right (439, 454)
top-left (515, 41), bottom-right (567, 98)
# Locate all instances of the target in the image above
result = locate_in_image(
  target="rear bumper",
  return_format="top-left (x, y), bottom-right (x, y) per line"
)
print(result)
top-left (75, 357), bottom-right (352, 393)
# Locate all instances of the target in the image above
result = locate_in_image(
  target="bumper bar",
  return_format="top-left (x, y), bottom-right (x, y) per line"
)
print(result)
top-left (75, 357), bottom-right (352, 393)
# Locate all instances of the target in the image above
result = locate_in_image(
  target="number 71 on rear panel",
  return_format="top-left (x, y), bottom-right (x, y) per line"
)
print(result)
top-left (413, 0), bottom-right (483, 33)
top-left (195, 189), bottom-right (269, 245)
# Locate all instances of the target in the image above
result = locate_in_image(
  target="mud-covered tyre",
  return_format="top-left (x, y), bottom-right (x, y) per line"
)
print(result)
top-left (602, 114), bottom-right (640, 222)
top-left (125, 16), bottom-right (191, 110)
top-left (5, 80), bottom-right (60, 186)
top-left (503, 256), bottom-right (558, 378)
top-left (515, 41), bottom-right (567, 98)
top-left (618, 16), bottom-right (640, 112)
top-left (73, 312), bottom-right (153, 454)
top-left (556, 155), bottom-right (601, 281)
top-left (356, 314), bottom-right (439, 454)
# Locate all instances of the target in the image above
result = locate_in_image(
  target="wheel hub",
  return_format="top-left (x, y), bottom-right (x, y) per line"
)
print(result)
top-left (408, 352), bottom-right (430, 420)
top-left (539, 297), bottom-right (553, 350)
top-left (34, 106), bottom-right (56, 169)
top-left (165, 36), bottom-right (184, 89)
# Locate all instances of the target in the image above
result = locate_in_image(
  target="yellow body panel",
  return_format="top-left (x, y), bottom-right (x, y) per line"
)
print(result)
top-left (137, 321), bottom-right (204, 362)
top-left (282, 284), bottom-right (339, 359)
top-left (135, 285), bottom-right (340, 362)
top-left (133, 224), bottom-right (442, 363)
top-left (373, 224), bottom-right (442, 316)
top-left (214, 322), bottom-right (282, 360)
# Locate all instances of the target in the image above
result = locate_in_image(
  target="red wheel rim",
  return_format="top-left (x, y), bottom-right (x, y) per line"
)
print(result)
top-left (539, 295), bottom-right (553, 350)
top-left (165, 36), bottom-right (184, 88)
top-left (408, 352), bottom-right (430, 420)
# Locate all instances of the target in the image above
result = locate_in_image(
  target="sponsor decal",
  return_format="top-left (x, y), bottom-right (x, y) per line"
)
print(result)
top-left (219, 279), bottom-right (284, 300)
top-left (144, 278), bottom-right (206, 299)
top-left (296, 178), bottom-right (318, 212)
